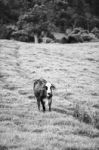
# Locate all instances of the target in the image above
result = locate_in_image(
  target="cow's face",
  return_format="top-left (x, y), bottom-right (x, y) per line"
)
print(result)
top-left (45, 82), bottom-right (55, 98)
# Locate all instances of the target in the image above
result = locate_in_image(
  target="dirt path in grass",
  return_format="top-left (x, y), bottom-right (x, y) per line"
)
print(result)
top-left (0, 40), bottom-right (99, 150)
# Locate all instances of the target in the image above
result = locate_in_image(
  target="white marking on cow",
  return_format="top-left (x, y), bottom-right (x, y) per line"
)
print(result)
top-left (43, 98), bottom-right (48, 106)
top-left (46, 82), bottom-right (52, 96)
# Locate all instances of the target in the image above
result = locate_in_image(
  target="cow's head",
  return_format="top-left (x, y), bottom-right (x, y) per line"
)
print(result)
top-left (44, 82), bottom-right (56, 98)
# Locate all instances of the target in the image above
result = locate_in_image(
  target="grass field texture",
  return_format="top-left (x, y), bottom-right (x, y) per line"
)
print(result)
top-left (0, 40), bottom-right (99, 150)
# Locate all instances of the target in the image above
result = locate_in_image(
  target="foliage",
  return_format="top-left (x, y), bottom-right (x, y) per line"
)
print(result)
top-left (91, 27), bottom-right (99, 39)
top-left (0, 24), bottom-right (17, 39)
top-left (0, 24), bottom-right (8, 39)
top-left (66, 27), bottom-right (97, 43)
top-left (0, 0), bottom-right (20, 23)
top-left (0, 0), bottom-right (99, 42)
top-left (17, 4), bottom-right (48, 32)
top-left (16, 3), bottom-right (57, 41)
top-left (11, 29), bottom-right (35, 42)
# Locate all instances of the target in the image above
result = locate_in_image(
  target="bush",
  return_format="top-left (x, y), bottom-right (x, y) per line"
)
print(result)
top-left (67, 34), bottom-right (83, 43)
top-left (47, 32), bottom-right (55, 40)
top-left (94, 111), bottom-right (99, 129)
top-left (60, 37), bottom-right (68, 43)
top-left (81, 33), bottom-right (92, 42)
top-left (73, 104), bottom-right (99, 129)
top-left (66, 27), bottom-right (98, 43)
top-left (91, 27), bottom-right (99, 39)
top-left (6, 25), bottom-right (18, 39)
top-left (0, 24), bottom-right (17, 39)
top-left (11, 30), bottom-right (34, 42)
top-left (73, 104), bottom-right (94, 124)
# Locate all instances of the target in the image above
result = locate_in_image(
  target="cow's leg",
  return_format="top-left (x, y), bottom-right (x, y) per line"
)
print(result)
top-left (37, 98), bottom-right (40, 111)
top-left (41, 100), bottom-right (46, 112)
top-left (48, 98), bottom-right (52, 112)
top-left (49, 103), bottom-right (51, 111)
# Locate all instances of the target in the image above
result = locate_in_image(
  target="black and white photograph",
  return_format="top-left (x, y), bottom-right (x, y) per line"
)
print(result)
top-left (0, 0), bottom-right (99, 150)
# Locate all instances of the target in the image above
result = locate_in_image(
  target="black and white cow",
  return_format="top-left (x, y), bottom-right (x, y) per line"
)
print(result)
top-left (33, 78), bottom-right (56, 112)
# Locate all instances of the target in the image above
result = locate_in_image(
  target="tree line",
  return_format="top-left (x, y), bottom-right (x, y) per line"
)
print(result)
top-left (0, 0), bottom-right (99, 43)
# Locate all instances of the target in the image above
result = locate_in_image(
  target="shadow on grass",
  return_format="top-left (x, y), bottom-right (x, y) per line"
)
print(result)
top-left (63, 148), bottom-right (94, 150)
top-left (0, 145), bottom-right (8, 150)
top-left (33, 129), bottom-right (43, 133)
top-left (52, 108), bottom-right (71, 115)
top-left (0, 104), bottom-right (12, 109)
top-left (3, 84), bottom-right (17, 91)
top-left (74, 129), bottom-right (99, 138)
top-left (64, 148), bottom-right (79, 150)
top-left (28, 95), bottom-right (35, 99)
top-left (91, 92), bottom-right (99, 96)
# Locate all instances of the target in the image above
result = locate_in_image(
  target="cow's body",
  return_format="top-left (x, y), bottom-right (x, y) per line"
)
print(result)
top-left (33, 78), bottom-right (55, 112)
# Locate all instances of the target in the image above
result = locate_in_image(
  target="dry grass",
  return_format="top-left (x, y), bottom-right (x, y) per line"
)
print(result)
top-left (73, 103), bottom-right (99, 127)
top-left (0, 40), bottom-right (99, 150)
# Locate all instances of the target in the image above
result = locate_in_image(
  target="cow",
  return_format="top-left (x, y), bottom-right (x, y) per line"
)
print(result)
top-left (33, 78), bottom-right (56, 112)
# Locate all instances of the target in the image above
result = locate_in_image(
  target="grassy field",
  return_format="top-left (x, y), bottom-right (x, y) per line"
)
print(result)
top-left (0, 40), bottom-right (99, 150)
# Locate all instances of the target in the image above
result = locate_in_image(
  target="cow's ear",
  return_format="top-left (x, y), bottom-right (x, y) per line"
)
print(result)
top-left (51, 84), bottom-right (56, 90)
top-left (33, 79), bottom-right (38, 86)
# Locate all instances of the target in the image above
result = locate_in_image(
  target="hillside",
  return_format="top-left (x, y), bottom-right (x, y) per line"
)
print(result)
top-left (0, 40), bottom-right (99, 150)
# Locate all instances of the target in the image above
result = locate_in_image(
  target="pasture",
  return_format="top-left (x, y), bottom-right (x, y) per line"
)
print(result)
top-left (0, 40), bottom-right (99, 150)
